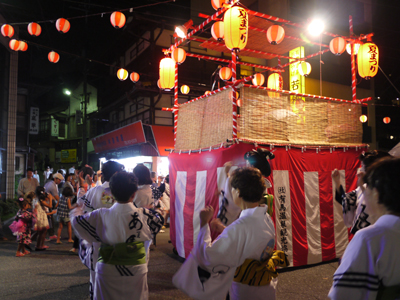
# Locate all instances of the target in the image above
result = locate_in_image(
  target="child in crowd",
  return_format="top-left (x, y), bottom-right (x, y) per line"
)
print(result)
top-left (33, 187), bottom-right (50, 250)
top-left (56, 186), bottom-right (75, 244)
top-left (9, 192), bottom-right (37, 257)
top-left (71, 171), bottom-right (164, 300)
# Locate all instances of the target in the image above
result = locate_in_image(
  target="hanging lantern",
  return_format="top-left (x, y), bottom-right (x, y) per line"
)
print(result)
top-left (157, 80), bottom-right (163, 89)
top-left (211, 21), bottom-right (224, 41)
top-left (130, 72), bottom-right (140, 83)
top-left (383, 117), bottom-right (391, 124)
top-left (56, 18), bottom-right (70, 33)
top-left (357, 43), bottom-right (379, 79)
top-left (267, 73), bottom-right (283, 97)
top-left (1, 24), bottom-right (14, 38)
top-left (110, 11), bottom-right (126, 28)
top-left (237, 98), bottom-right (241, 107)
top-left (224, 6), bottom-right (248, 51)
top-left (18, 41), bottom-right (28, 52)
top-left (181, 85), bottom-right (190, 94)
top-left (9, 39), bottom-right (20, 51)
top-left (27, 22), bottom-right (41, 36)
top-left (48, 51), bottom-right (60, 63)
top-left (329, 37), bottom-right (346, 55)
top-left (172, 48), bottom-right (186, 64)
top-left (211, 0), bottom-right (225, 10)
top-left (346, 42), bottom-right (361, 55)
top-left (205, 91), bottom-right (211, 95)
top-left (252, 73), bottom-right (265, 86)
top-left (359, 115), bottom-right (368, 123)
top-left (266, 25), bottom-right (285, 45)
top-left (159, 57), bottom-right (175, 90)
top-left (298, 61), bottom-right (312, 76)
top-left (219, 67), bottom-right (232, 81)
top-left (117, 68), bottom-right (128, 81)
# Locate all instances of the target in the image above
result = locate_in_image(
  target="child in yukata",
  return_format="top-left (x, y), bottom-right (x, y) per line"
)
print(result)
top-left (196, 167), bottom-right (286, 300)
top-left (71, 171), bottom-right (164, 300)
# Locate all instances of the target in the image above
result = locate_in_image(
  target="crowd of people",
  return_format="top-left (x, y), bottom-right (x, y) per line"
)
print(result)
top-left (2, 148), bottom-right (400, 299)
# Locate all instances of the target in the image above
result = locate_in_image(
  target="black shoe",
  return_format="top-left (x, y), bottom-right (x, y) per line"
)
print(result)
top-left (35, 247), bottom-right (46, 251)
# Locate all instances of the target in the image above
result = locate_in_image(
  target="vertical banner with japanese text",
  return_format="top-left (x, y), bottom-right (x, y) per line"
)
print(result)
top-left (51, 118), bottom-right (59, 137)
top-left (29, 107), bottom-right (39, 134)
top-left (289, 47), bottom-right (306, 124)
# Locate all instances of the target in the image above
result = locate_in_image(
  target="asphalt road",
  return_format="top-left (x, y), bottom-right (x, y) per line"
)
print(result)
top-left (0, 222), bottom-right (335, 300)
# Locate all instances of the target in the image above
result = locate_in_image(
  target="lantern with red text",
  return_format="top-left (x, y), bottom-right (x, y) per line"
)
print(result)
top-left (329, 37), bottom-right (346, 55)
top-left (211, 21), bottom-right (224, 41)
top-left (130, 72), bottom-right (140, 83)
top-left (224, 6), bottom-right (248, 52)
top-left (48, 51), bottom-right (60, 63)
top-left (9, 39), bottom-right (19, 51)
top-left (219, 67), bottom-right (232, 81)
top-left (266, 25), bottom-right (285, 45)
top-left (267, 73), bottom-right (283, 97)
top-left (383, 117), bottom-right (391, 124)
top-left (18, 41), bottom-right (28, 52)
top-left (110, 12), bottom-right (126, 28)
top-left (1, 24), bottom-right (14, 38)
top-left (181, 85), bottom-right (190, 94)
top-left (159, 58), bottom-right (175, 90)
top-left (172, 48), bottom-right (186, 64)
top-left (359, 115), bottom-right (367, 123)
top-left (252, 73), bottom-right (265, 86)
top-left (28, 22), bottom-right (41, 36)
top-left (357, 43), bottom-right (379, 79)
top-left (117, 68), bottom-right (128, 81)
top-left (298, 61), bottom-right (311, 76)
top-left (56, 18), bottom-right (70, 33)
top-left (211, 0), bottom-right (225, 10)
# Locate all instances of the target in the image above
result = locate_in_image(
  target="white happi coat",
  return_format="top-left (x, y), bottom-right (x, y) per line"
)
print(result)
top-left (328, 214), bottom-right (400, 300)
top-left (71, 202), bottom-right (163, 300)
top-left (196, 205), bottom-right (276, 300)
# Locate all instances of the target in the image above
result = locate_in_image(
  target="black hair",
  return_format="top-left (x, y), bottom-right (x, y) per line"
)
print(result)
top-left (26, 167), bottom-right (33, 172)
top-left (133, 164), bottom-right (153, 185)
top-left (363, 157), bottom-right (400, 214)
top-left (102, 161), bottom-right (124, 181)
top-left (109, 171), bottom-right (138, 203)
top-left (17, 192), bottom-right (34, 209)
top-left (165, 175), bottom-right (169, 184)
top-left (151, 171), bottom-right (157, 179)
top-left (35, 186), bottom-right (48, 200)
top-left (67, 173), bottom-right (74, 179)
top-left (244, 148), bottom-right (275, 177)
top-left (230, 167), bottom-right (266, 203)
top-left (81, 166), bottom-right (94, 180)
top-left (359, 150), bottom-right (391, 169)
top-left (62, 186), bottom-right (74, 197)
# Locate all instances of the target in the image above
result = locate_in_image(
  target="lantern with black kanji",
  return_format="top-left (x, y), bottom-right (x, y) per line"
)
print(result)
top-left (56, 18), bottom-right (70, 33)
top-left (130, 72), bottom-right (140, 83)
top-left (252, 73), bottom-right (265, 86)
top-left (357, 43), bottom-right (379, 79)
top-left (110, 11), bottom-right (126, 28)
top-left (211, 21), bottom-right (224, 41)
top-left (298, 61), bottom-right (311, 76)
top-left (1, 24), bottom-right (14, 38)
top-left (9, 39), bottom-right (19, 51)
top-left (219, 67), bottom-right (232, 81)
top-left (329, 37), bottom-right (346, 55)
top-left (28, 22), bottom-right (41, 36)
top-left (172, 48), bottom-right (186, 64)
top-left (181, 85), bottom-right (190, 94)
top-left (48, 51), bottom-right (60, 63)
top-left (383, 117), bottom-right (391, 124)
top-left (266, 25), bottom-right (285, 45)
top-left (117, 68), bottom-right (128, 81)
top-left (159, 57), bottom-right (175, 90)
top-left (18, 41), bottom-right (28, 51)
top-left (224, 6), bottom-right (248, 52)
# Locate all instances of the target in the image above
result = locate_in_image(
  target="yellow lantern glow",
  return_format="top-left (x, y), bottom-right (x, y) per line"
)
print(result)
top-left (357, 43), bottom-right (379, 79)
top-left (117, 68), bottom-right (128, 81)
top-left (267, 73), bottom-right (283, 97)
top-left (211, 0), bottom-right (225, 10)
top-left (252, 73), bottom-right (265, 86)
top-left (224, 6), bottom-right (248, 51)
top-left (211, 21), bottom-right (224, 41)
top-left (159, 57), bottom-right (175, 90)
top-left (205, 91), bottom-right (211, 95)
top-left (181, 85), bottom-right (190, 94)
top-left (172, 48), bottom-right (186, 64)
top-left (219, 67), bottom-right (232, 81)
top-left (359, 115), bottom-right (368, 123)
top-left (298, 61), bottom-right (311, 76)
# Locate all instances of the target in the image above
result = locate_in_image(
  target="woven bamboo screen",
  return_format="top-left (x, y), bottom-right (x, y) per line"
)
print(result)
top-left (175, 88), bottom-right (233, 150)
top-left (238, 87), bottom-right (363, 146)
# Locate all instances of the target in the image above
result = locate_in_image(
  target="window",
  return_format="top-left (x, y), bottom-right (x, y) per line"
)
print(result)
top-left (130, 104), bottom-right (136, 114)
top-left (15, 156), bottom-right (20, 171)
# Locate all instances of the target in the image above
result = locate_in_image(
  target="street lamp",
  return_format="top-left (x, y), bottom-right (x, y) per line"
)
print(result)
top-left (307, 19), bottom-right (324, 36)
top-left (63, 89), bottom-right (71, 96)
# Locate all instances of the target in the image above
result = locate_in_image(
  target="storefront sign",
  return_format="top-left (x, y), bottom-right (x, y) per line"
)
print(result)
top-left (51, 118), bottom-right (59, 137)
top-left (29, 107), bottom-right (39, 134)
top-left (61, 149), bottom-right (77, 163)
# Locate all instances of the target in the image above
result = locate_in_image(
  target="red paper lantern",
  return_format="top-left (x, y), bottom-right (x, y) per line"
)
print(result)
top-left (110, 12), bottom-right (126, 29)
top-left (172, 48), bottom-right (186, 64)
top-left (252, 73), bottom-right (265, 86)
top-left (117, 68), bottom-right (128, 81)
top-left (1, 24), bottom-right (14, 38)
top-left (224, 6), bottom-right (248, 51)
top-left (211, 0), bottom-right (225, 10)
top-left (56, 18), bottom-right (70, 33)
top-left (211, 21), bottom-right (224, 41)
top-left (383, 117), bottom-right (391, 124)
top-left (9, 39), bottom-right (20, 51)
top-left (266, 25), bottom-right (285, 45)
top-left (18, 41), bottom-right (28, 52)
top-left (219, 67), bottom-right (232, 81)
top-left (205, 91), bottom-right (211, 95)
top-left (359, 115), bottom-right (367, 123)
top-left (48, 51), bottom-right (60, 63)
top-left (28, 22), bottom-right (41, 36)
top-left (130, 72), bottom-right (140, 83)
top-left (357, 43), bottom-right (379, 79)
top-left (181, 85), bottom-right (190, 94)
top-left (159, 58), bottom-right (175, 90)
top-left (329, 37), bottom-right (346, 55)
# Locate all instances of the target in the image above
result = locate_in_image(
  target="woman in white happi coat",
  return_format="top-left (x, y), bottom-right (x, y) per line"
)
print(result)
top-left (329, 157), bottom-right (400, 300)
top-left (133, 164), bottom-right (155, 209)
